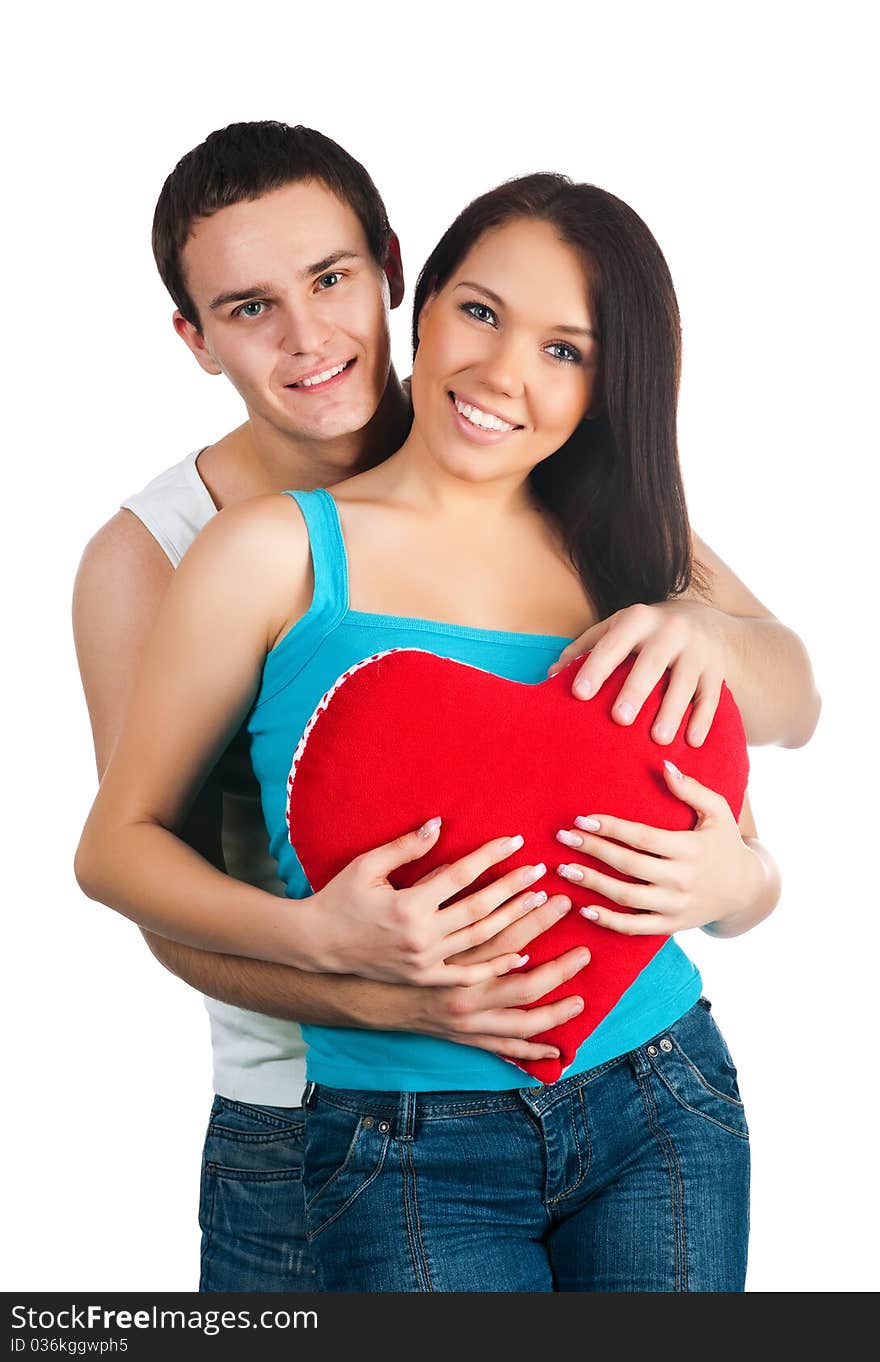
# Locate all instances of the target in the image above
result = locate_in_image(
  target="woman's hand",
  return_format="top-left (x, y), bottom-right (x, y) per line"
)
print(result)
top-left (554, 760), bottom-right (766, 936)
top-left (548, 600), bottom-right (727, 747)
top-left (300, 819), bottom-right (556, 986)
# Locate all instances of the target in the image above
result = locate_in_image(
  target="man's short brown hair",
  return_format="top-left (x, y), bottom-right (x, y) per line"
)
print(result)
top-left (152, 120), bottom-right (392, 328)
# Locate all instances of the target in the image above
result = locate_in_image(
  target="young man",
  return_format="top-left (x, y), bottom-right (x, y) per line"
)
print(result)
top-left (73, 121), bottom-right (820, 1292)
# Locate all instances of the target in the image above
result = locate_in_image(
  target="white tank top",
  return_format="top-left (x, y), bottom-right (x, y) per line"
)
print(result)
top-left (122, 449), bottom-right (307, 1104)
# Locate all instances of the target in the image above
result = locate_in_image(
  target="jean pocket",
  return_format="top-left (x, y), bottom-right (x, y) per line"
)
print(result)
top-left (302, 1100), bottom-right (391, 1241)
top-left (645, 1001), bottom-right (749, 1140)
top-left (203, 1098), bottom-right (305, 1180)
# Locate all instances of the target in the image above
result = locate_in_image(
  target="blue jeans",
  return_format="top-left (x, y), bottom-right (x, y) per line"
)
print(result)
top-left (301, 998), bottom-right (750, 1292)
top-left (198, 1097), bottom-right (317, 1292)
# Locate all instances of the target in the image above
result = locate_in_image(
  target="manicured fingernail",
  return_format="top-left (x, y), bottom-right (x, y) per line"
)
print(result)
top-left (523, 890), bottom-right (548, 910)
top-left (615, 701), bottom-right (635, 723)
top-left (663, 760), bottom-right (683, 780)
top-left (524, 863), bottom-right (547, 885)
top-left (504, 834), bottom-right (525, 853)
top-left (688, 730), bottom-right (705, 747)
top-left (573, 949), bottom-right (591, 967)
top-left (556, 829), bottom-right (583, 849)
top-left (653, 724), bottom-right (673, 743)
top-left (542, 1048), bottom-right (561, 1059)
top-left (547, 663), bottom-right (561, 676)
top-left (418, 816), bottom-right (442, 838)
top-left (566, 998), bottom-right (585, 1017)
top-left (573, 678), bottom-right (593, 699)
top-left (574, 816), bottom-right (601, 832)
top-left (554, 897), bottom-right (573, 915)
top-left (557, 864), bottom-right (585, 883)
top-left (511, 954), bottom-right (529, 969)
top-left (580, 906), bottom-right (600, 920)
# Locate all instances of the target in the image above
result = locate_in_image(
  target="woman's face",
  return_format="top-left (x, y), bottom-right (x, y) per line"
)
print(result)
top-left (411, 218), bottom-right (600, 486)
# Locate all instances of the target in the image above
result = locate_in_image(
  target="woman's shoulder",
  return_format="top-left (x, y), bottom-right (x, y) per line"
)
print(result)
top-left (188, 492), bottom-right (310, 558)
top-left (173, 493), bottom-right (314, 619)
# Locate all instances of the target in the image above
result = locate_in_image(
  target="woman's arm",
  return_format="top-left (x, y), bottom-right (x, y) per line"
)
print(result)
top-left (74, 496), bottom-right (536, 987)
top-left (73, 507), bottom-right (581, 1062)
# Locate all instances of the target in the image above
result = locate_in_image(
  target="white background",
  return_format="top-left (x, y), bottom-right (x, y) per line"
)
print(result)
top-left (4, 0), bottom-right (877, 1293)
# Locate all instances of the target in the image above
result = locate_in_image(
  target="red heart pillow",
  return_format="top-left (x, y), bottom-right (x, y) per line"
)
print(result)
top-left (287, 650), bottom-right (748, 1083)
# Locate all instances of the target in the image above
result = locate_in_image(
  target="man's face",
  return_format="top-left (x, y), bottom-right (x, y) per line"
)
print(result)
top-left (176, 179), bottom-right (402, 449)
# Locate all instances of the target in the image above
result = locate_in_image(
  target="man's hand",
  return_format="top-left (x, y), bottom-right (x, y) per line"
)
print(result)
top-left (404, 887), bottom-right (585, 1063)
top-left (412, 945), bottom-right (590, 1063)
top-left (548, 600), bottom-right (727, 747)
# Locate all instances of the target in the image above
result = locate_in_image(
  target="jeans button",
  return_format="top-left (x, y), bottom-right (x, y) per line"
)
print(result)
top-left (378, 1121), bottom-right (391, 1134)
top-left (362, 1116), bottom-right (374, 1128)
top-left (660, 1038), bottom-right (673, 1052)
top-left (646, 1044), bottom-right (659, 1057)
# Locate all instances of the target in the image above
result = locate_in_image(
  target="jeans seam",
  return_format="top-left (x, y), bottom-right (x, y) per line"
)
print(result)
top-left (399, 1139), bottom-right (434, 1291)
top-left (198, 1159), bottom-right (219, 1291)
top-left (547, 1093), bottom-right (587, 1206)
top-left (637, 1073), bottom-right (688, 1292)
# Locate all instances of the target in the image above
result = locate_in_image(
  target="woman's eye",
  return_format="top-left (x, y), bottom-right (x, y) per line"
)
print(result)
top-left (461, 301), bottom-right (497, 325)
top-left (234, 301), bottom-right (266, 319)
top-left (317, 272), bottom-right (343, 290)
top-left (545, 341), bottom-right (582, 364)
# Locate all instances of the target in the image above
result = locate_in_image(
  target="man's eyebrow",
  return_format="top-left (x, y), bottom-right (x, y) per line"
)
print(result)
top-left (208, 252), bottom-right (363, 311)
top-left (301, 250), bottom-right (362, 279)
top-left (209, 283), bottom-right (276, 311)
top-left (455, 281), bottom-right (597, 339)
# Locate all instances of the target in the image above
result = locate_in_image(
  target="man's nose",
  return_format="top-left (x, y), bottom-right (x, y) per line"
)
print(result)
top-left (280, 303), bottom-right (332, 357)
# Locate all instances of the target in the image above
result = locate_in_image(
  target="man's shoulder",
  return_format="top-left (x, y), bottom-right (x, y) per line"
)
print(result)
top-left (74, 448), bottom-right (210, 607)
top-left (75, 508), bottom-right (175, 612)
top-left (120, 448), bottom-right (218, 566)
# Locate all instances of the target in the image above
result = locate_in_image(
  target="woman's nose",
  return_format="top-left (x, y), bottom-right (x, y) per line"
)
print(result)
top-left (479, 335), bottom-right (527, 398)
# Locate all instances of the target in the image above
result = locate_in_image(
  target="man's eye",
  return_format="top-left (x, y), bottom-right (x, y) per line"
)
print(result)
top-left (545, 341), bottom-right (582, 364)
top-left (317, 272), bottom-right (343, 289)
top-left (234, 301), bottom-right (266, 319)
top-left (461, 301), bottom-right (497, 325)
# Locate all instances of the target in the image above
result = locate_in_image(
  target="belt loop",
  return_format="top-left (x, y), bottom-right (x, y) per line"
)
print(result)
top-left (302, 1080), bottom-right (317, 1110)
top-left (628, 1046), bottom-right (651, 1080)
top-left (396, 1091), bottom-right (416, 1142)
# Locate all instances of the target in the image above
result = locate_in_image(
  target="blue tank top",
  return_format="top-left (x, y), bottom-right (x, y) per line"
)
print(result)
top-left (247, 490), bottom-right (701, 1090)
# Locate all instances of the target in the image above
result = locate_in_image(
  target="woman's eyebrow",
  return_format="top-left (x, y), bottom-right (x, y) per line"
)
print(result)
top-left (457, 280), bottom-right (504, 307)
top-left (456, 280), bottom-right (597, 339)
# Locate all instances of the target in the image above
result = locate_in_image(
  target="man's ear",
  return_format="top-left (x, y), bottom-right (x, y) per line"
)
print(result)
top-left (383, 231), bottom-right (405, 310)
top-left (172, 310), bottom-right (223, 376)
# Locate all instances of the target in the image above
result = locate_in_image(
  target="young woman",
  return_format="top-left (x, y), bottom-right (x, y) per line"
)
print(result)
top-left (77, 174), bottom-right (780, 1291)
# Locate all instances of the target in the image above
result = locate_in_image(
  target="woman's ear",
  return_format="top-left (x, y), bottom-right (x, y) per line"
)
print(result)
top-left (383, 231), bottom-right (405, 310)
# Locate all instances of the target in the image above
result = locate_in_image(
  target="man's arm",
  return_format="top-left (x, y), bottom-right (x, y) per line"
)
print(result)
top-left (687, 531), bottom-right (821, 748)
top-left (552, 530), bottom-right (821, 749)
top-left (73, 510), bottom-right (578, 1061)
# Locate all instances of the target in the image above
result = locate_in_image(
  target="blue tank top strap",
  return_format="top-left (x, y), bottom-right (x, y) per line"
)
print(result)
top-left (283, 488), bottom-right (350, 617)
top-left (253, 489), bottom-right (350, 708)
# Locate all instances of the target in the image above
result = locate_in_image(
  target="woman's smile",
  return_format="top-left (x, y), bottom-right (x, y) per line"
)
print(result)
top-left (448, 390), bottom-right (524, 443)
